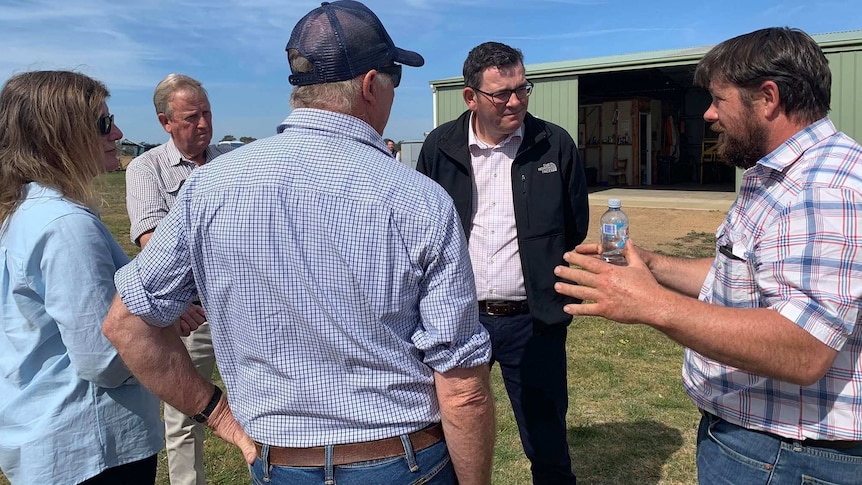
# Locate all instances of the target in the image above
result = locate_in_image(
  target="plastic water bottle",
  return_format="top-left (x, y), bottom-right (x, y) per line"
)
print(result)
top-left (601, 198), bottom-right (629, 265)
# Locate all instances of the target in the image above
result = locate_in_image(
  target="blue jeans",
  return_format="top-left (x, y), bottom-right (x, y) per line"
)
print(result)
top-left (480, 312), bottom-right (575, 484)
top-left (697, 411), bottom-right (862, 485)
top-left (249, 439), bottom-right (454, 485)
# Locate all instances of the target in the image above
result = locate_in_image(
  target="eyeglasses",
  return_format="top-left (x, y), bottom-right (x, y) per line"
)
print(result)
top-left (471, 81), bottom-right (534, 105)
top-left (97, 114), bottom-right (114, 135)
top-left (377, 65), bottom-right (402, 88)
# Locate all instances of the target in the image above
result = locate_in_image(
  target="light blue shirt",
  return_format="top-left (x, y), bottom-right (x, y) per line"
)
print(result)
top-left (115, 108), bottom-right (491, 447)
top-left (0, 183), bottom-right (163, 485)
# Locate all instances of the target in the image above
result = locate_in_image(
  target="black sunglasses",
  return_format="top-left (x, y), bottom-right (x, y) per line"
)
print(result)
top-left (377, 65), bottom-right (402, 88)
top-left (97, 114), bottom-right (114, 135)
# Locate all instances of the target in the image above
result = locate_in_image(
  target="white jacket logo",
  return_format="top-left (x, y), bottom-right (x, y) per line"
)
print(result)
top-left (538, 162), bottom-right (558, 174)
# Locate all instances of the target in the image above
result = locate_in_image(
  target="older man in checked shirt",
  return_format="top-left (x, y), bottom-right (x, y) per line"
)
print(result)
top-left (124, 73), bottom-right (229, 485)
top-left (103, 2), bottom-right (494, 485)
top-left (555, 27), bottom-right (862, 484)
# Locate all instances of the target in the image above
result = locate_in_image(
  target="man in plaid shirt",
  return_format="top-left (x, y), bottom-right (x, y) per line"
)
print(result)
top-left (554, 27), bottom-right (862, 484)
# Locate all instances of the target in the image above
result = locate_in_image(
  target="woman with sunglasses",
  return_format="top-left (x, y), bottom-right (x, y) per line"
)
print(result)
top-left (0, 71), bottom-right (163, 485)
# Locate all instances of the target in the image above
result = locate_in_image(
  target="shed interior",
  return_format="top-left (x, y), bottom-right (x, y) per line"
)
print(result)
top-left (576, 65), bottom-right (735, 190)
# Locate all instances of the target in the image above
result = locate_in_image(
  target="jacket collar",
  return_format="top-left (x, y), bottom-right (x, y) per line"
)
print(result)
top-left (437, 110), bottom-right (548, 170)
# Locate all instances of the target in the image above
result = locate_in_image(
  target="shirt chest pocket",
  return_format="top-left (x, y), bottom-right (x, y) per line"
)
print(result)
top-left (711, 243), bottom-right (760, 308)
top-left (164, 178), bottom-right (186, 205)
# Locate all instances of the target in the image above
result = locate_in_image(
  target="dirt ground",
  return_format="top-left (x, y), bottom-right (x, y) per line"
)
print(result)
top-left (583, 205), bottom-right (728, 252)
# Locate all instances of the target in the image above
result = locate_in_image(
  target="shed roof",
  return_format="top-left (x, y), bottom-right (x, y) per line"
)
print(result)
top-left (430, 30), bottom-right (862, 88)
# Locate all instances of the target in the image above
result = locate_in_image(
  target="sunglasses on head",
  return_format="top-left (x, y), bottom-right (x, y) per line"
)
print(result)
top-left (376, 65), bottom-right (402, 88)
top-left (97, 114), bottom-right (114, 136)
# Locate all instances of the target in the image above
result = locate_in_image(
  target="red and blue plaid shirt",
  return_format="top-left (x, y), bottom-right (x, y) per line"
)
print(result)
top-left (684, 117), bottom-right (862, 441)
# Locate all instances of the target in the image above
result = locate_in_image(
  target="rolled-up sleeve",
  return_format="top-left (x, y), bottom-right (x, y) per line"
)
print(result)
top-left (126, 159), bottom-right (170, 245)
top-left (115, 190), bottom-right (197, 327)
top-left (758, 187), bottom-right (862, 350)
top-left (413, 203), bottom-right (491, 372)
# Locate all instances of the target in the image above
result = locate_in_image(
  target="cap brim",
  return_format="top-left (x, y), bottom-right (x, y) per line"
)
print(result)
top-left (394, 47), bottom-right (424, 67)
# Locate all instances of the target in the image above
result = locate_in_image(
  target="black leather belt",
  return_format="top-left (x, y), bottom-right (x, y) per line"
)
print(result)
top-left (478, 300), bottom-right (529, 316)
top-left (797, 438), bottom-right (862, 450)
top-left (702, 410), bottom-right (861, 451)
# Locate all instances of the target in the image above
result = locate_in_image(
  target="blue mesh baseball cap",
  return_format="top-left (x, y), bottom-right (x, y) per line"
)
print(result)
top-left (286, 0), bottom-right (424, 86)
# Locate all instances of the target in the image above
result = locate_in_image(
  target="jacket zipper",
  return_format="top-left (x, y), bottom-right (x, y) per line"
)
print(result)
top-left (520, 173), bottom-right (530, 228)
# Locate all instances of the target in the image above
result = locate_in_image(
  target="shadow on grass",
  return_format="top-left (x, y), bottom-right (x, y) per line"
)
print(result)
top-left (569, 420), bottom-right (684, 484)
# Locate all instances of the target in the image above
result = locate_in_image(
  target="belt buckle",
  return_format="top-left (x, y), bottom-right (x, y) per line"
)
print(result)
top-left (484, 301), bottom-right (508, 316)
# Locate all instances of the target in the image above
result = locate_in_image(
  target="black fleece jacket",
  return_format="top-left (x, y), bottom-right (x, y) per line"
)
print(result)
top-left (417, 110), bottom-right (589, 328)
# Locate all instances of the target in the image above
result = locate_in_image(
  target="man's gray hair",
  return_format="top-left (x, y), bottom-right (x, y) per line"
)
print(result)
top-left (288, 50), bottom-right (387, 114)
top-left (153, 73), bottom-right (208, 119)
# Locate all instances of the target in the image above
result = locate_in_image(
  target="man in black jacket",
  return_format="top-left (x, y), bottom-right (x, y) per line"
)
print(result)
top-left (417, 42), bottom-right (588, 484)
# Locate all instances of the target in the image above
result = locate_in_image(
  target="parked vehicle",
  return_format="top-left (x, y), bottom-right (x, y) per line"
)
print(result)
top-left (217, 140), bottom-right (245, 149)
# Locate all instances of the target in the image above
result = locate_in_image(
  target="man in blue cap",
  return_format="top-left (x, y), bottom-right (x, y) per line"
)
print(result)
top-left (102, 2), bottom-right (496, 484)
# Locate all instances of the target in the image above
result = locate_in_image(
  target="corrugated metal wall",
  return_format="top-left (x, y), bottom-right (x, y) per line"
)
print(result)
top-left (828, 50), bottom-right (862, 142)
top-left (528, 75), bottom-right (579, 135)
top-left (434, 87), bottom-right (467, 126)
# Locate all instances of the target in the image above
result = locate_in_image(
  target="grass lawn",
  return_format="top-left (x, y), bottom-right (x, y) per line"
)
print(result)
top-left (2, 171), bottom-right (714, 484)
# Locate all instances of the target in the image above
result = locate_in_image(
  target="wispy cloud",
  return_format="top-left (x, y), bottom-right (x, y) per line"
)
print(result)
top-left (0, 1), bottom-right (168, 88)
top-left (0, 0), bottom-right (319, 88)
top-left (403, 0), bottom-right (604, 7)
top-left (501, 27), bottom-right (689, 42)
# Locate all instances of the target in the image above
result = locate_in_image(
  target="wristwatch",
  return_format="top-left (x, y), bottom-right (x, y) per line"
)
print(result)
top-left (191, 385), bottom-right (223, 424)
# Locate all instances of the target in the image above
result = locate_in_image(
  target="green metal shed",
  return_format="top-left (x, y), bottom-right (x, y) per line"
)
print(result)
top-left (429, 30), bottom-right (862, 189)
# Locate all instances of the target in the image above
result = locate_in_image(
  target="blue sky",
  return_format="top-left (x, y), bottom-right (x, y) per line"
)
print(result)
top-left (0, 0), bottom-right (859, 145)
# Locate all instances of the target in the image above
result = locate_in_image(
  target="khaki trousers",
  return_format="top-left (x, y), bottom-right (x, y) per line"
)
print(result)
top-left (163, 323), bottom-right (216, 485)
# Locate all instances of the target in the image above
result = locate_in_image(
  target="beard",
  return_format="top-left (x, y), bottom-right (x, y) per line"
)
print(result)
top-left (712, 116), bottom-right (769, 170)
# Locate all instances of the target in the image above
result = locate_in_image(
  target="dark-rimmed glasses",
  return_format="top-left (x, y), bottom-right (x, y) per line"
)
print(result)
top-left (471, 81), bottom-right (534, 105)
top-left (377, 65), bottom-right (402, 88)
top-left (97, 114), bottom-right (114, 135)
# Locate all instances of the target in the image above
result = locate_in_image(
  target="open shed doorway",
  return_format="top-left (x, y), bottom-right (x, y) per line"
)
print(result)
top-left (577, 64), bottom-right (735, 192)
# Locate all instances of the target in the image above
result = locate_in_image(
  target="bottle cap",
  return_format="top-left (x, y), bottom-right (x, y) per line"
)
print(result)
top-left (608, 198), bottom-right (621, 208)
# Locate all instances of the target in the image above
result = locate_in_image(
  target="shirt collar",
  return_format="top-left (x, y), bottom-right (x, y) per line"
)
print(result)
top-left (758, 117), bottom-right (836, 172)
top-left (163, 138), bottom-right (220, 167)
top-left (276, 108), bottom-right (392, 158)
top-left (25, 182), bottom-right (97, 215)
top-left (467, 112), bottom-right (523, 150)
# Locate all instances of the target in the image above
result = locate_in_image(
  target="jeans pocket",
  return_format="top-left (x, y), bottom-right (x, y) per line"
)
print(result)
top-left (408, 453), bottom-right (452, 485)
top-left (249, 458), bottom-right (269, 485)
top-left (705, 418), bottom-right (774, 472)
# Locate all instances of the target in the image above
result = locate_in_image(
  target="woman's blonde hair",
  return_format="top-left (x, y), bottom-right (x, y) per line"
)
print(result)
top-left (0, 70), bottom-right (108, 224)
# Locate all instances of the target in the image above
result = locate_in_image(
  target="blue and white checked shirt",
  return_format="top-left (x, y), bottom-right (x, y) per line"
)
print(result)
top-left (684, 118), bottom-right (862, 440)
top-left (115, 108), bottom-right (491, 447)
